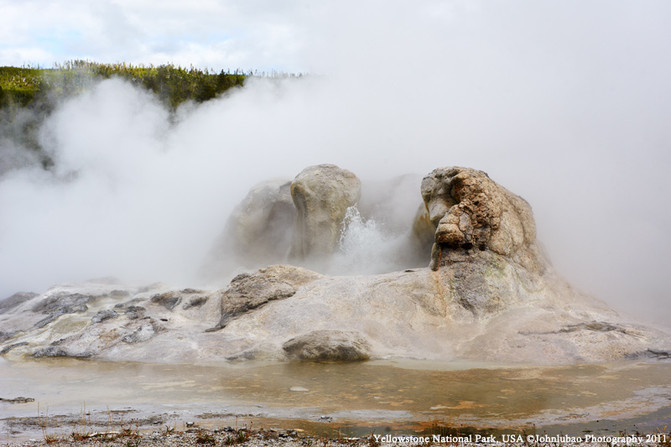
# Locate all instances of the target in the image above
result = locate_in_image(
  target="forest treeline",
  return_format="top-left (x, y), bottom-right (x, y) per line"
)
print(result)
top-left (0, 61), bottom-right (298, 172)
top-left (0, 60), bottom-right (251, 110)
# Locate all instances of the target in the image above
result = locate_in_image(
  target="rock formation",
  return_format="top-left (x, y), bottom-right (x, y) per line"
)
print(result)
top-left (206, 165), bottom-right (365, 275)
top-left (205, 178), bottom-right (295, 272)
top-left (215, 265), bottom-right (321, 329)
top-left (0, 165), bottom-right (669, 366)
top-left (290, 164), bottom-right (361, 260)
top-left (283, 330), bottom-right (371, 362)
top-left (419, 167), bottom-right (551, 314)
top-left (421, 167), bottom-right (543, 273)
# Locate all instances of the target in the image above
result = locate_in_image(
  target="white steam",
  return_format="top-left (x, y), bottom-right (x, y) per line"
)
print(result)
top-left (331, 206), bottom-right (420, 276)
top-left (0, 1), bottom-right (670, 327)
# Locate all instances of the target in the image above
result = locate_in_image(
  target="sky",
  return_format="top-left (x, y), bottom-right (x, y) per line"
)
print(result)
top-left (1, 0), bottom-right (670, 326)
top-left (0, 0), bottom-right (313, 72)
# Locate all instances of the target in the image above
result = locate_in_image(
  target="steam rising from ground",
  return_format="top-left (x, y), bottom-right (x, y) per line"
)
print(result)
top-left (1, 1), bottom-right (670, 326)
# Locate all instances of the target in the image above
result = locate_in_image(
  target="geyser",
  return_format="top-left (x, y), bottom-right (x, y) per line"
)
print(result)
top-left (205, 163), bottom-right (432, 278)
top-left (1, 164), bottom-right (669, 365)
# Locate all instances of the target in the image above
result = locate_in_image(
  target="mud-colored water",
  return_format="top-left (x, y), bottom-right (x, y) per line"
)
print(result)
top-left (1, 358), bottom-right (670, 440)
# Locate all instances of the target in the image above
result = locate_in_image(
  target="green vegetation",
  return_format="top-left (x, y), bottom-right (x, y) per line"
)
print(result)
top-left (70, 60), bottom-right (247, 108)
top-left (0, 60), bottom-right (250, 110)
top-left (0, 66), bottom-right (46, 108)
top-left (1, 61), bottom-right (295, 173)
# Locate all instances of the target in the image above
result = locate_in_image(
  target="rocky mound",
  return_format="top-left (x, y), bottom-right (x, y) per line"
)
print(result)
top-left (422, 167), bottom-right (543, 273)
top-left (0, 165), bottom-right (669, 365)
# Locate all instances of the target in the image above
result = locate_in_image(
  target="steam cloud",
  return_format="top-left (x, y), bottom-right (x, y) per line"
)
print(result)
top-left (1, 1), bottom-right (670, 327)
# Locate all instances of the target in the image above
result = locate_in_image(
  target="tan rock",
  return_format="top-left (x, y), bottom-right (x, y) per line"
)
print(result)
top-left (215, 265), bottom-right (322, 329)
top-left (282, 329), bottom-right (371, 362)
top-left (421, 167), bottom-right (544, 273)
top-left (290, 164), bottom-right (361, 260)
top-left (205, 178), bottom-right (295, 274)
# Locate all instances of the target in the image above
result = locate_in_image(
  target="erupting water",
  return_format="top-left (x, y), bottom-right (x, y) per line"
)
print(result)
top-left (331, 206), bottom-right (422, 275)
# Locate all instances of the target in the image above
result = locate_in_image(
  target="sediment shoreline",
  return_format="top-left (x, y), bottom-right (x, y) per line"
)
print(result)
top-left (3, 426), bottom-right (671, 447)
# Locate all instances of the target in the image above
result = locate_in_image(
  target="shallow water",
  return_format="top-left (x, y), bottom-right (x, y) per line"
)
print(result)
top-left (1, 358), bottom-right (670, 439)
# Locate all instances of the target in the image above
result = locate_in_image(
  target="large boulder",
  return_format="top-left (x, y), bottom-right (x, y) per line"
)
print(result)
top-left (421, 167), bottom-right (544, 273)
top-left (290, 164), bottom-right (361, 261)
top-left (282, 329), bottom-right (371, 362)
top-left (215, 264), bottom-right (321, 329)
top-left (205, 178), bottom-right (295, 274)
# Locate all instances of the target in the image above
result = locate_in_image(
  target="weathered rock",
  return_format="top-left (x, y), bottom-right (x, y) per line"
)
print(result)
top-left (0, 292), bottom-right (38, 313)
top-left (0, 262), bottom-right (668, 365)
top-left (181, 288), bottom-right (204, 294)
top-left (0, 331), bottom-right (16, 343)
top-left (290, 164), bottom-right (361, 260)
top-left (0, 342), bottom-right (27, 355)
top-left (124, 305), bottom-right (146, 320)
top-left (31, 293), bottom-right (96, 315)
top-left (32, 346), bottom-right (93, 359)
top-left (628, 349), bottom-right (671, 360)
top-left (421, 167), bottom-right (544, 273)
top-left (121, 319), bottom-right (165, 344)
top-left (207, 179), bottom-right (295, 273)
top-left (215, 265), bottom-right (321, 329)
top-left (283, 330), bottom-right (371, 362)
top-left (0, 396), bottom-right (35, 404)
top-left (91, 309), bottom-right (118, 323)
top-left (32, 294), bottom-right (94, 328)
top-left (150, 292), bottom-right (182, 310)
top-left (183, 296), bottom-right (208, 310)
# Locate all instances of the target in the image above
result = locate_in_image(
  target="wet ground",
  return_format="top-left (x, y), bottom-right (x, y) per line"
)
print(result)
top-left (1, 357), bottom-right (670, 442)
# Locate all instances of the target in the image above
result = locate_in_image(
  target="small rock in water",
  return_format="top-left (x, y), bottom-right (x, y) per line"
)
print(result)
top-left (0, 396), bottom-right (35, 404)
top-left (33, 346), bottom-right (92, 359)
top-left (282, 329), bottom-right (371, 362)
top-left (289, 386), bottom-right (309, 392)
